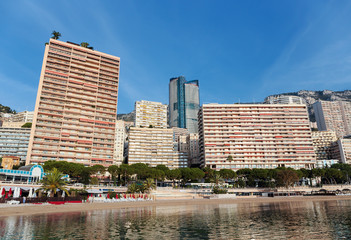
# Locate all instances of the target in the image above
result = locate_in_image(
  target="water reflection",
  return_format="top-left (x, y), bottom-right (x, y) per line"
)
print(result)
top-left (1, 200), bottom-right (351, 239)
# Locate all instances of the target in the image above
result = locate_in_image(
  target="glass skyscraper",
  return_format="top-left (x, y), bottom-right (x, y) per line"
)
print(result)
top-left (169, 76), bottom-right (200, 133)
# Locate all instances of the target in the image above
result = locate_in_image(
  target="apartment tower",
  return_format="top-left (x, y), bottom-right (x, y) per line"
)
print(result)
top-left (198, 104), bottom-right (316, 170)
top-left (27, 39), bottom-right (120, 166)
top-left (169, 76), bottom-right (200, 133)
top-left (313, 101), bottom-right (351, 138)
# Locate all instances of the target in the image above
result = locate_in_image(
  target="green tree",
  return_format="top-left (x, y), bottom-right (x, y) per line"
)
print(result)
top-left (21, 122), bottom-right (32, 128)
top-left (80, 42), bottom-right (94, 50)
top-left (90, 177), bottom-right (99, 185)
top-left (276, 169), bottom-right (299, 188)
top-left (51, 31), bottom-right (61, 40)
top-left (165, 169), bottom-right (181, 187)
top-left (143, 178), bottom-right (156, 193)
top-left (226, 155), bottom-right (233, 162)
top-left (219, 169), bottom-right (237, 181)
top-left (108, 165), bottom-right (119, 186)
top-left (40, 168), bottom-right (69, 197)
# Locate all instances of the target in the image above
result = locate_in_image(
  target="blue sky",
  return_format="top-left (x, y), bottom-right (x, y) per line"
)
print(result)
top-left (0, 0), bottom-right (350, 113)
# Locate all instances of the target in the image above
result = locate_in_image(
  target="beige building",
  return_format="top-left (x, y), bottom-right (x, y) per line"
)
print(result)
top-left (128, 127), bottom-right (187, 169)
top-left (313, 101), bottom-right (351, 138)
top-left (135, 100), bottom-right (167, 128)
top-left (334, 137), bottom-right (351, 164)
top-left (1, 122), bottom-right (26, 128)
top-left (311, 130), bottom-right (337, 160)
top-left (198, 104), bottom-right (316, 170)
top-left (113, 120), bottom-right (125, 165)
top-left (27, 39), bottom-right (120, 166)
top-left (1, 156), bottom-right (21, 170)
top-left (187, 133), bottom-right (200, 166)
top-left (11, 111), bottom-right (34, 123)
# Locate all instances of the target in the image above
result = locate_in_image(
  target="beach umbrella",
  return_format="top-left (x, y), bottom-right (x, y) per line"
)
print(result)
top-left (9, 188), bottom-right (12, 197)
top-left (62, 191), bottom-right (65, 198)
top-left (0, 187), bottom-right (3, 198)
top-left (32, 192), bottom-right (37, 198)
top-left (116, 194), bottom-right (119, 199)
top-left (19, 189), bottom-right (22, 197)
top-left (107, 193), bottom-right (110, 199)
top-left (28, 188), bottom-right (33, 198)
top-left (5, 193), bottom-right (8, 199)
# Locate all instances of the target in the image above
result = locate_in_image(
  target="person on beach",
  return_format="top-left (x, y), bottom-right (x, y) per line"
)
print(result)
top-left (23, 196), bottom-right (26, 204)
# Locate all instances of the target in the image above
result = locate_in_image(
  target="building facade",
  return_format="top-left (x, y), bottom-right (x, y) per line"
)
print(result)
top-left (1, 156), bottom-right (21, 170)
top-left (26, 39), bottom-right (120, 166)
top-left (198, 104), bottom-right (316, 170)
top-left (135, 100), bottom-right (167, 128)
top-left (311, 130), bottom-right (338, 160)
top-left (335, 137), bottom-right (351, 164)
top-left (187, 133), bottom-right (200, 167)
top-left (128, 127), bottom-right (187, 169)
top-left (313, 101), bottom-right (351, 138)
top-left (0, 127), bottom-right (31, 163)
top-left (113, 120), bottom-right (125, 165)
top-left (169, 76), bottom-right (199, 133)
top-left (11, 111), bottom-right (34, 123)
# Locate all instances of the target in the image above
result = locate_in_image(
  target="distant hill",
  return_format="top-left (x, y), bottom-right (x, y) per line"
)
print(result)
top-left (117, 111), bottom-right (135, 122)
top-left (0, 104), bottom-right (16, 114)
top-left (265, 90), bottom-right (351, 121)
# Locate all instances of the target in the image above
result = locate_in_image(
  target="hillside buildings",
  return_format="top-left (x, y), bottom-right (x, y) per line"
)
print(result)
top-left (0, 127), bottom-right (31, 163)
top-left (198, 103), bottom-right (316, 170)
top-left (313, 101), bottom-right (351, 138)
top-left (169, 76), bottom-right (200, 133)
top-left (135, 100), bottom-right (167, 128)
top-left (265, 95), bottom-right (306, 105)
top-left (26, 39), bottom-right (120, 166)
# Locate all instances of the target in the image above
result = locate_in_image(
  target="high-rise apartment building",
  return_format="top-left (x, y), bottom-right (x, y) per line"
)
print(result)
top-left (135, 100), bottom-right (167, 128)
top-left (0, 127), bottom-right (31, 162)
top-left (113, 120), bottom-right (125, 165)
top-left (11, 111), bottom-right (34, 123)
top-left (311, 130), bottom-right (337, 160)
top-left (313, 101), bottom-right (351, 138)
top-left (169, 76), bottom-right (199, 133)
top-left (198, 104), bottom-right (316, 170)
top-left (27, 39), bottom-right (120, 166)
top-left (128, 127), bottom-right (187, 169)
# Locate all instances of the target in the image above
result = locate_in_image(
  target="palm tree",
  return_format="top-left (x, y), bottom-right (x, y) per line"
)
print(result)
top-left (51, 31), bottom-right (61, 40)
top-left (80, 42), bottom-right (94, 50)
top-left (40, 168), bottom-right (69, 197)
top-left (143, 178), bottom-right (156, 193)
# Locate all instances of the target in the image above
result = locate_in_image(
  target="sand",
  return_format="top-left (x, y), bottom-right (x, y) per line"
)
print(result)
top-left (1, 195), bottom-right (351, 218)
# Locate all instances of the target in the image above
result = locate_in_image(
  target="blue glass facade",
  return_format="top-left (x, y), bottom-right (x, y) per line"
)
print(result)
top-left (169, 76), bottom-right (199, 133)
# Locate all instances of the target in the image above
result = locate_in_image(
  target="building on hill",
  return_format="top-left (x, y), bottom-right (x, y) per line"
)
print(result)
top-left (26, 39), bottom-right (120, 167)
top-left (169, 76), bottom-right (200, 133)
top-left (1, 156), bottom-right (21, 170)
top-left (0, 127), bottom-right (31, 163)
top-left (313, 101), bottom-right (351, 138)
top-left (331, 136), bottom-right (351, 164)
top-left (198, 103), bottom-right (316, 170)
top-left (265, 95), bottom-right (306, 105)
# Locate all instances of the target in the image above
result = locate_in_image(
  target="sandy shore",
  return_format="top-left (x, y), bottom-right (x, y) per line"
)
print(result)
top-left (1, 195), bottom-right (351, 218)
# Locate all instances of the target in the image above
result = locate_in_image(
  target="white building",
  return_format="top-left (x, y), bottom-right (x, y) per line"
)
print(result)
top-left (113, 120), bottom-right (125, 165)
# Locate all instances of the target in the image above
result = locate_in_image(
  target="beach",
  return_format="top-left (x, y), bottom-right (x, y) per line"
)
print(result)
top-left (1, 195), bottom-right (351, 217)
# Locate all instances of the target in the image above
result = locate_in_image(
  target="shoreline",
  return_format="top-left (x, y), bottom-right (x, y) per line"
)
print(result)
top-left (1, 195), bottom-right (351, 218)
